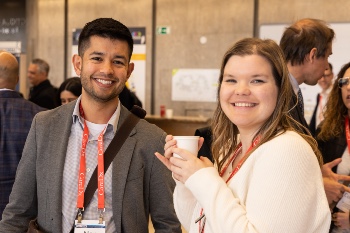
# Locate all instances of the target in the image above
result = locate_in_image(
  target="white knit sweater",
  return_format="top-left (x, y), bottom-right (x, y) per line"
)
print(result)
top-left (174, 131), bottom-right (331, 233)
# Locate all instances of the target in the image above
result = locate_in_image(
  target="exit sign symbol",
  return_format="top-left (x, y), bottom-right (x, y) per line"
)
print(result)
top-left (157, 26), bottom-right (171, 35)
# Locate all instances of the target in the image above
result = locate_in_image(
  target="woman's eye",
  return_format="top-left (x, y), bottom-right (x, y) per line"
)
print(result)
top-left (251, 79), bottom-right (264, 84)
top-left (225, 79), bottom-right (236, 83)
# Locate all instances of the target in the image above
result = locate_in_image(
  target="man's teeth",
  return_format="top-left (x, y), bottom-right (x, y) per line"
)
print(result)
top-left (96, 79), bottom-right (112, 85)
top-left (234, 103), bottom-right (255, 107)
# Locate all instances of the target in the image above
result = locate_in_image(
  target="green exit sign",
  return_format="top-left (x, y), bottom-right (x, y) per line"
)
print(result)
top-left (156, 26), bottom-right (171, 35)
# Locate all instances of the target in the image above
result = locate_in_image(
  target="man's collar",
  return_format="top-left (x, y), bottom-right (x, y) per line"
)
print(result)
top-left (288, 73), bottom-right (299, 94)
top-left (72, 96), bottom-right (121, 134)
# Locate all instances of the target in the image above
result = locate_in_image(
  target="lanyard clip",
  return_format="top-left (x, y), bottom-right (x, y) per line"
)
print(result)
top-left (77, 208), bottom-right (84, 223)
top-left (98, 208), bottom-right (105, 224)
top-left (195, 213), bottom-right (205, 224)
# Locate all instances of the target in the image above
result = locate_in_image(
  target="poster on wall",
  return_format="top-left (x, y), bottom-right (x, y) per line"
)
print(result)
top-left (71, 27), bottom-right (146, 107)
top-left (71, 28), bottom-right (81, 77)
top-left (171, 69), bottom-right (219, 102)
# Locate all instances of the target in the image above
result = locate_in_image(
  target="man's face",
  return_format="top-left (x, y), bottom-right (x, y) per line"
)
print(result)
top-left (304, 43), bottom-right (333, 86)
top-left (73, 36), bottom-right (134, 104)
top-left (27, 63), bottom-right (45, 86)
top-left (318, 65), bottom-right (333, 91)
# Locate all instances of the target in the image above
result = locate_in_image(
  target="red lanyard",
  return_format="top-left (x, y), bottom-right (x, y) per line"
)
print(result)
top-left (198, 136), bottom-right (260, 232)
top-left (77, 103), bottom-right (106, 211)
top-left (345, 116), bottom-right (350, 154)
top-left (220, 136), bottom-right (260, 183)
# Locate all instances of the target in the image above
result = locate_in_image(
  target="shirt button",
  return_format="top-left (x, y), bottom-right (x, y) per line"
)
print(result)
top-left (87, 168), bottom-right (90, 172)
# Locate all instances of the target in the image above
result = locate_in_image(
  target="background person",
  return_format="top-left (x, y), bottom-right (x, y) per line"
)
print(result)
top-left (119, 85), bottom-right (143, 110)
top-left (309, 62), bottom-right (334, 135)
top-left (28, 58), bottom-right (58, 109)
top-left (317, 61), bottom-right (350, 232)
top-left (0, 51), bottom-right (45, 219)
top-left (156, 38), bottom-right (330, 233)
top-left (0, 18), bottom-right (181, 232)
top-left (57, 77), bottom-right (82, 105)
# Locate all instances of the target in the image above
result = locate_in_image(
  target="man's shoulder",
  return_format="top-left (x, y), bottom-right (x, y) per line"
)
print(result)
top-left (135, 118), bottom-right (165, 136)
top-left (35, 103), bottom-right (72, 121)
top-left (1, 95), bottom-right (45, 114)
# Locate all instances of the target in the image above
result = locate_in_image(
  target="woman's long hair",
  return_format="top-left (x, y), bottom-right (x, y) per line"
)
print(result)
top-left (211, 38), bottom-right (322, 172)
top-left (317, 62), bottom-right (350, 141)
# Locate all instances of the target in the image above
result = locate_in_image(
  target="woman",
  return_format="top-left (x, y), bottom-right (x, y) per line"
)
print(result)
top-left (57, 77), bottom-right (82, 105)
top-left (317, 62), bottom-right (350, 232)
top-left (155, 38), bottom-right (330, 232)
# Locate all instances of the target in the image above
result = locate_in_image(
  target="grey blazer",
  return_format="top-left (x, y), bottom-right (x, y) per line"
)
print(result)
top-left (0, 101), bottom-right (181, 233)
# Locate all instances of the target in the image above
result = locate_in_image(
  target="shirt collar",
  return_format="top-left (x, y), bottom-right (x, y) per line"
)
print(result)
top-left (288, 73), bottom-right (299, 94)
top-left (72, 95), bottom-right (121, 134)
top-left (0, 88), bottom-right (14, 91)
top-left (322, 85), bottom-right (333, 96)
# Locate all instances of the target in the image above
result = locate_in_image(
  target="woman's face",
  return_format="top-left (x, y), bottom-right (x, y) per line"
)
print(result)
top-left (340, 68), bottom-right (350, 115)
top-left (220, 54), bottom-right (278, 134)
top-left (60, 90), bottom-right (78, 105)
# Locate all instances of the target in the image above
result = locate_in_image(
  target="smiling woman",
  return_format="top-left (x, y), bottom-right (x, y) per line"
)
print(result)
top-left (155, 38), bottom-right (331, 233)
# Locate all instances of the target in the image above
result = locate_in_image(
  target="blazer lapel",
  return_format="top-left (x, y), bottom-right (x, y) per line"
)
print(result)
top-left (46, 103), bottom-right (76, 231)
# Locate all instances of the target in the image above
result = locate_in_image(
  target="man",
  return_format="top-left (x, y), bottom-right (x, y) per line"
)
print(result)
top-left (280, 18), bottom-right (334, 132)
top-left (0, 18), bottom-right (181, 232)
top-left (280, 18), bottom-right (350, 207)
top-left (0, 51), bottom-right (45, 218)
top-left (28, 58), bottom-right (58, 109)
top-left (309, 62), bottom-right (333, 135)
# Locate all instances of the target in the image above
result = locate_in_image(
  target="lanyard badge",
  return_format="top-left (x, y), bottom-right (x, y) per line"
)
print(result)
top-left (76, 102), bottom-right (106, 226)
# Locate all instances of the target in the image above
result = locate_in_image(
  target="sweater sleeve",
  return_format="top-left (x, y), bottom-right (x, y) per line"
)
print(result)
top-left (184, 131), bottom-right (331, 233)
top-left (173, 179), bottom-right (197, 231)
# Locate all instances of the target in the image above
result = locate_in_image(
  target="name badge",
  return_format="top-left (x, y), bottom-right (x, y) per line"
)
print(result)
top-left (336, 192), bottom-right (350, 212)
top-left (74, 220), bottom-right (106, 233)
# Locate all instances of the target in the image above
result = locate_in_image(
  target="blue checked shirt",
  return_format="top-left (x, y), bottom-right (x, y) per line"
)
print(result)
top-left (62, 96), bottom-right (120, 232)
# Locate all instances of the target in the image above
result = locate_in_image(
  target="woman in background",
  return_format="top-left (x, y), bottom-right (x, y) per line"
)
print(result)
top-left (317, 61), bottom-right (350, 232)
top-left (57, 77), bottom-right (82, 105)
top-left (155, 38), bottom-right (330, 232)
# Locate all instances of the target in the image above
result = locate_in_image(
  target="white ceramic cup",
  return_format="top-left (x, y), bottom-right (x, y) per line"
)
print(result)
top-left (172, 136), bottom-right (199, 159)
top-left (166, 109), bottom-right (173, 118)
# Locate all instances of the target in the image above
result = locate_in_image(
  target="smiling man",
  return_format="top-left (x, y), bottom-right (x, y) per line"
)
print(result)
top-left (0, 18), bottom-right (181, 233)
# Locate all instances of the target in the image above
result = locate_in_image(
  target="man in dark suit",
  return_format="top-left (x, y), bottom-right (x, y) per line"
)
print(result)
top-left (28, 58), bottom-right (58, 109)
top-left (309, 62), bottom-right (333, 136)
top-left (280, 18), bottom-right (334, 135)
top-left (0, 18), bottom-right (181, 232)
top-left (0, 51), bottom-right (45, 219)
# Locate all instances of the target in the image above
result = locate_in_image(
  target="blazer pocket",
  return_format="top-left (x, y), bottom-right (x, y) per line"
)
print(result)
top-left (126, 165), bottom-right (144, 181)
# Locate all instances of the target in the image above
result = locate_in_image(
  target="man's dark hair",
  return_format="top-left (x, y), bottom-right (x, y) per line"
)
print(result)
top-left (280, 18), bottom-right (334, 66)
top-left (78, 18), bottom-right (134, 60)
